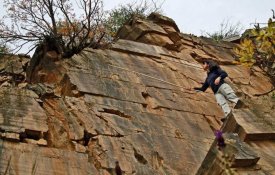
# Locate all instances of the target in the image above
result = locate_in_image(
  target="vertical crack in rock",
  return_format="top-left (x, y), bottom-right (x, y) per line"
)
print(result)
top-left (83, 129), bottom-right (92, 146)
top-left (86, 135), bottom-right (110, 173)
top-left (134, 148), bottom-right (148, 165)
top-left (43, 99), bottom-right (75, 149)
top-left (93, 113), bottom-right (123, 137)
top-left (71, 129), bottom-right (93, 147)
top-left (152, 151), bottom-right (164, 170)
top-left (59, 74), bottom-right (82, 97)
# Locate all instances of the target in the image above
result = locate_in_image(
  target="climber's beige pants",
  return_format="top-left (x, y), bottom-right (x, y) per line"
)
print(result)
top-left (215, 83), bottom-right (239, 117)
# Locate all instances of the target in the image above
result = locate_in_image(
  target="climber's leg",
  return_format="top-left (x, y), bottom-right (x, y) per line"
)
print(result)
top-left (218, 83), bottom-right (239, 104)
top-left (215, 92), bottom-right (231, 117)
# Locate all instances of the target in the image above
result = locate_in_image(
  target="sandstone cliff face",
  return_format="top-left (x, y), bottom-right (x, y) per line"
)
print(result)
top-left (0, 13), bottom-right (274, 175)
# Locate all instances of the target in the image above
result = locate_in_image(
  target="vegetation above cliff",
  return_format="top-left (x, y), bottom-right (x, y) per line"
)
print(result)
top-left (0, 0), bottom-right (163, 58)
top-left (234, 16), bottom-right (275, 80)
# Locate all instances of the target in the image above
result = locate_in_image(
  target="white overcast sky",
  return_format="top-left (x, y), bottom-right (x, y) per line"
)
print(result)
top-left (0, 0), bottom-right (274, 53)
top-left (104, 0), bottom-right (274, 35)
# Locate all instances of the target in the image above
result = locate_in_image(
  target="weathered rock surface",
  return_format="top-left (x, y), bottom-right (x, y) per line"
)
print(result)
top-left (196, 133), bottom-right (261, 175)
top-left (0, 140), bottom-right (96, 175)
top-left (223, 109), bottom-right (275, 141)
top-left (0, 54), bottom-right (28, 88)
top-left (0, 88), bottom-right (47, 142)
top-left (0, 13), bottom-right (274, 174)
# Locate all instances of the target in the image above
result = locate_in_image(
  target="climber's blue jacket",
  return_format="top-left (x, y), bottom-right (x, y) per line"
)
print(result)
top-left (194, 66), bottom-right (228, 93)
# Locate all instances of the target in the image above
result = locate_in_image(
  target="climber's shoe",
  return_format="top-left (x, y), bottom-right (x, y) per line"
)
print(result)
top-left (221, 111), bottom-right (233, 122)
top-left (234, 99), bottom-right (244, 109)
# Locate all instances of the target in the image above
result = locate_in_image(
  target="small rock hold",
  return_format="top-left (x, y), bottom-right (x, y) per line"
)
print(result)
top-left (1, 132), bottom-right (20, 142)
top-left (25, 138), bottom-right (48, 146)
top-left (72, 90), bottom-right (79, 95)
top-left (36, 99), bottom-right (44, 106)
top-left (254, 165), bottom-right (261, 170)
top-left (18, 82), bottom-right (28, 89)
top-left (37, 139), bottom-right (48, 146)
top-left (0, 81), bottom-right (12, 88)
top-left (72, 141), bottom-right (87, 153)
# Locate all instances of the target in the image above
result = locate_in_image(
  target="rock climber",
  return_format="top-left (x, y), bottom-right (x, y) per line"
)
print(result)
top-left (194, 60), bottom-right (242, 121)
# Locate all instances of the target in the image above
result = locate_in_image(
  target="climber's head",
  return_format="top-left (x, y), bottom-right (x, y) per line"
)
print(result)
top-left (202, 60), bottom-right (219, 71)
top-left (202, 60), bottom-right (210, 71)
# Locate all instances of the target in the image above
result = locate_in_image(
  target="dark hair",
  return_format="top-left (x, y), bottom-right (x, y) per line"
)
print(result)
top-left (203, 60), bottom-right (219, 71)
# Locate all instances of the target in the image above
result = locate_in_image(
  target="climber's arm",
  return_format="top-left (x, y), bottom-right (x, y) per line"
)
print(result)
top-left (194, 79), bottom-right (209, 92)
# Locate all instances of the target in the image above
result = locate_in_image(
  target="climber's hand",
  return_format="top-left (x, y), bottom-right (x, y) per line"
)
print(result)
top-left (193, 87), bottom-right (202, 92)
top-left (214, 77), bottom-right (221, 85)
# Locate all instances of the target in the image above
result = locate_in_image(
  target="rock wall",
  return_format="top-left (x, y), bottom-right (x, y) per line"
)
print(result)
top-left (0, 13), bottom-right (274, 175)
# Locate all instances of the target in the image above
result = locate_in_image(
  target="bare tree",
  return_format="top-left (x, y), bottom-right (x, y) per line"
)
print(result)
top-left (202, 19), bottom-right (243, 41)
top-left (0, 0), bottom-right (105, 58)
